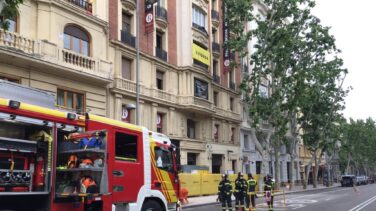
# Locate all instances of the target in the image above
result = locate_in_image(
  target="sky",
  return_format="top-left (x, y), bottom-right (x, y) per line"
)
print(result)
top-left (312, 0), bottom-right (376, 120)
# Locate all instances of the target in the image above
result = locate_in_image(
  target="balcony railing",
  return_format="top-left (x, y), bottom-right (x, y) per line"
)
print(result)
top-left (0, 30), bottom-right (112, 80)
top-left (155, 47), bottom-right (168, 61)
top-left (0, 29), bottom-right (37, 54)
top-left (120, 30), bottom-right (136, 47)
top-left (156, 6), bottom-right (168, 22)
top-left (66, 0), bottom-right (92, 13)
top-left (212, 42), bottom-right (220, 54)
top-left (211, 10), bottom-right (219, 22)
top-left (212, 74), bottom-right (220, 84)
top-left (230, 81), bottom-right (236, 90)
top-left (192, 23), bottom-right (208, 35)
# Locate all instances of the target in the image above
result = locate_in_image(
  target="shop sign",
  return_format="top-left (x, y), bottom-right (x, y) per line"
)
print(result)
top-left (222, 2), bottom-right (230, 73)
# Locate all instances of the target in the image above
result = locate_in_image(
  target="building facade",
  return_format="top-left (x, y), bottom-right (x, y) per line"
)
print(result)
top-left (0, 0), bottom-right (112, 117)
top-left (106, 0), bottom-right (242, 173)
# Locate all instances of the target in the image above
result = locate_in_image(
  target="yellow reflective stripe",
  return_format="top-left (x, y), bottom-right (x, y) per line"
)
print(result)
top-left (89, 114), bottom-right (143, 132)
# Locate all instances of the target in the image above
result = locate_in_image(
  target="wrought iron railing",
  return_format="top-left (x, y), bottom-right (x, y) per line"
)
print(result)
top-left (156, 6), bottom-right (168, 22)
top-left (66, 0), bottom-right (92, 13)
top-left (120, 30), bottom-right (136, 48)
top-left (155, 47), bottom-right (168, 61)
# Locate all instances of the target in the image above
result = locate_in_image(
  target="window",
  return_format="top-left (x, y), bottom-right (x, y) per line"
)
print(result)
top-left (64, 25), bottom-right (90, 56)
top-left (187, 119), bottom-right (196, 139)
top-left (155, 146), bottom-right (173, 172)
top-left (156, 71), bottom-right (164, 90)
top-left (194, 78), bottom-right (208, 99)
top-left (213, 91), bottom-right (218, 106)
top-left (122, 58), bottom-right (132, 80)
top-left (122, 105), bottom-right (132, 123)
top-left (256, 161), bottom-right (262, 174)
top-left (231, 127), bottom-right (235, 143)
top-left (214, 124), bottom-right (219, 141)
top-left (192, 5), bottom-right (206, 29)
top-left (57, 89), bottom-right (85, 113)
top-left (1, 17), bottom-right (17, 33)
top-left (157, 0), bottom-right (165, 7)
top-left (229, 70), bottom-right (234, 83)
top-left (213, 60), bottom-right (218, 75)
top-left (244, 135), bottom-right (250, 150)
top-left (230, 97), bottom-right (234, 111)
top-left (115, 132), bottom-right (138, 162)
top-left (122, 12), bottom-right (132, 33)
top-left (0, 76), bottom-right (20, 83)
top-left (157, 113), bottom-right (164, 133)
top-left (187, 153), bottom-right (198, 165)
top-left (259, 84), bottom-right (268, 98)
top-left (156, 31), bottom-right (164, 50)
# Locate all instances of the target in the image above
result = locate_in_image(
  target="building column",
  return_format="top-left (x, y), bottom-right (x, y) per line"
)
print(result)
top-left (114, 94), bottom-right (123, 121)
top-left (168, 107), bottom-right (175, 136)
top-left (151, 103), bottom-right (158, 131)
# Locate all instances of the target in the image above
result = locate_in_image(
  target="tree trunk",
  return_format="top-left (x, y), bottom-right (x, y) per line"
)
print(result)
top-left (346, 153), bottom-right (351, 174)
top-left (274, 140), bottom-right (281, 190)
top-left (313, 150), bottom-right (318, 188)
top-left (304, 155), bottom-right (315, 189)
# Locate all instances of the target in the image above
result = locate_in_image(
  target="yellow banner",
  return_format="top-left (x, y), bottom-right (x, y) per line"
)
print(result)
top-left (192, 43), bottom-right (210, 66)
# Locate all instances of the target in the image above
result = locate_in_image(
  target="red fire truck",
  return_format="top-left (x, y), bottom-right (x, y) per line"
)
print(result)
top-left (0, 81), bottom-right (180, 211)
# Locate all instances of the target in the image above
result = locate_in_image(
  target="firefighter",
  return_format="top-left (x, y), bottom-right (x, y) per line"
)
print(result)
top-left (264, 174), bottom-right (275, 211)
top-left (246, 173), bottom-right (257, 211)
top-left (234, 172), bottom-right (247, 211)
top-left (217, 174), bottom-right (233, 211)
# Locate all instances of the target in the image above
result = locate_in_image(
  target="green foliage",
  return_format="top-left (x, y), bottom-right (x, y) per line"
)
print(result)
top-left (0, 0), bottom-right (24, 30)
top-left (225, 0), bottom-right (349, 171)
top-left (339, 118), bottom-right (376, 174)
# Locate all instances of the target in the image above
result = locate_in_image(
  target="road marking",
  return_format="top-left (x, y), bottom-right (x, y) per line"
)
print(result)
top-left (286, 187), bottom-right (351, 200)
top-left (349, 195), bottom-right (376, 211)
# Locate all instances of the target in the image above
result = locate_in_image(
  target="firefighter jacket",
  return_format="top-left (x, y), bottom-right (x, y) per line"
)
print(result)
top-left (247, 179), bottom-right (257, 194)
top-left (264, 179), bottom-right (275, 195)
top-left (218, 179), bottom-right (232, 198)
top-left (234, 178), bottom-right (247, 196)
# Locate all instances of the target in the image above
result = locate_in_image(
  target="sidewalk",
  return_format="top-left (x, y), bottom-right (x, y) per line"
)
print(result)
top-left (183, 183), bottom-right (341, 208)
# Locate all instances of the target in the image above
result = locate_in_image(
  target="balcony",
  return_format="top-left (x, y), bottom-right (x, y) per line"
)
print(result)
top-left (66, 0), bottom-right (92, 13)
top-left (0, 29), bottom-right (113, 82)
top-left (120, 30), bottom-right (136, 48)
top-left (155, 6), bottom-right (168, 28)
top-left (114, 78), bottom-right (178, 104)
top-left (212, 74), bottom-right (220, 84)
top-left (179, 96), bottom-right (214, 113)
top-left (121, 0), bottom-right (136, 11)
top-left (214, 107), bottom-right (241, 121)
top-left (230, 82), bottom-right (236, 91)
top-left (192, 23), bottom-right (208, 36)
top-left (155, 47), bottom-right (168, 62)
top-left (211, 10), bottom-right (220, 27)
top-left (212, 42), bottom-right (220, 57)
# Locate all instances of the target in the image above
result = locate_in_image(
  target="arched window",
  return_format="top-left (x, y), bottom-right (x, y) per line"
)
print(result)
top-left (63, 25), bottom-right (90, 56)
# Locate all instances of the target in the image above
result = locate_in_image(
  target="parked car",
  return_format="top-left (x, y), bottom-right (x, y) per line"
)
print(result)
top-left (356, 176), bottom-right (367, 185)
top-left (341, 175), bottom-right (355, 187)
top-left (367, 176), bottom-right (375, 184)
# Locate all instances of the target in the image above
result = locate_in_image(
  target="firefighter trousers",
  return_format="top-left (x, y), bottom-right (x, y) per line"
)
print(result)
top-left (266, 196), bottom-right (274, 211)
top-left (246, 193), bottom-right (256, 210)
top-left (235, 193), bottom-right (246, 211)
top-left (221, 195), bottom-right (233, 211)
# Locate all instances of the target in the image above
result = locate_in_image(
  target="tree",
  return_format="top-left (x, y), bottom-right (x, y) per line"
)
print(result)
top-left (225, 0), bottom-right (349, 189)
top-left (0, 0), bottom-right (24, 30)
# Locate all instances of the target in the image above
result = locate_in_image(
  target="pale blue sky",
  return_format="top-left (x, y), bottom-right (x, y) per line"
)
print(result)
top-left (312, 0), bottom-right (376, 120)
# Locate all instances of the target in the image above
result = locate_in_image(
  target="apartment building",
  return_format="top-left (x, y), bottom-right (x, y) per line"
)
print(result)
top-left (108, 0), bottom-right (242, 173)
top-left (0, 0), bottom-right (112, 116)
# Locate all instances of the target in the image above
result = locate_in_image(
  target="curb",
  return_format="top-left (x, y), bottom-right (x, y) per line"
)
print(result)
top-left (183, 185), bottom-right (341, 209)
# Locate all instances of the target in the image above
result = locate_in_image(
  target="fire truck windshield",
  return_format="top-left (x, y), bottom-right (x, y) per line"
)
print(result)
top-left (154, 146), bottom-right (174, 172)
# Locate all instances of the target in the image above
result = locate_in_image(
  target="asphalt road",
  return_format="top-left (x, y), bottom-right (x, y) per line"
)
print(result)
top-left (184, 184), bottom-right (376, 211)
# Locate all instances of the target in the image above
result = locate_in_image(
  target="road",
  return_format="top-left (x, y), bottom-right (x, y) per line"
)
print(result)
top-left (184, 184), bottom-right (376, 211)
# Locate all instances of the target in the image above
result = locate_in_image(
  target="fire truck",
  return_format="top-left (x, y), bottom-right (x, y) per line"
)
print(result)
top-left (0, 80), bottom-right (180, 211)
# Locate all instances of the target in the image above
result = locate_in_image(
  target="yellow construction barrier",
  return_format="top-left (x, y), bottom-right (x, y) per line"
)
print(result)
top-left (179, 173), bottom-right (201, 196)
top-left (201, 174), bottom-right (221, 195)
top-left (179, 173), bottom-right (264, 197)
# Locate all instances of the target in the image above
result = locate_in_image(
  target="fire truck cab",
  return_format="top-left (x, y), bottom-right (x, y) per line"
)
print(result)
top-left (0, 80), bottom-right (180, 211)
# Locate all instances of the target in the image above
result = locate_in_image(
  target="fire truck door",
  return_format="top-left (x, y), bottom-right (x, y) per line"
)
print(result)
top-left (112, 131), bottom-right (144, 202)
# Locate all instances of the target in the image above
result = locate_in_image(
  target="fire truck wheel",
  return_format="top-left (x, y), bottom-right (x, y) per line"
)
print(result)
top-left (141, 200), bottom-right (163, 211)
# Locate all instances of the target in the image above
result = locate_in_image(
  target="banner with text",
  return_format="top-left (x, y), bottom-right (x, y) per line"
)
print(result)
top-left (222, 2), bottom-right (230, 73)
top-left (192, 43), bottom-right (210, 66)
